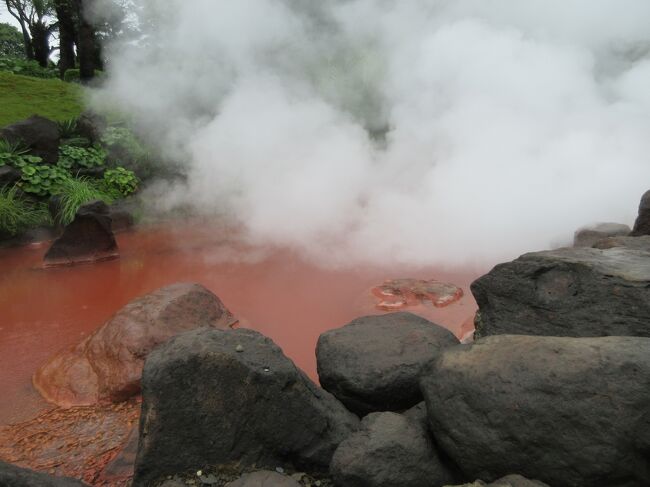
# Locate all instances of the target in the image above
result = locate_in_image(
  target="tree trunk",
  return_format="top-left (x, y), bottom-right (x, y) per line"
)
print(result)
top-left (30, 22), bottom-right (50, 67)
top-left (76, 0), bottom-right (96, 81)
top-left (54, 0), bottom-right (77, 78)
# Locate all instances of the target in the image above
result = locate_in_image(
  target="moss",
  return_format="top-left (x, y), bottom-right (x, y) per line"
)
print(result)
top-left (0, 71), bottom-right (83, 128)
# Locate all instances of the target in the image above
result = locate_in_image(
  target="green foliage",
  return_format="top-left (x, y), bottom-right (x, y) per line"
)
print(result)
top-left (0, 138), bottom-right (30, 158)
top-left (0, 56), bottom-right (58, 78)
top-left (63, 68), bottom-right (80, 83)
top-left (57, 117), bottom-right (79, 138)
top-left (58, 144), bottom-right (107, 170)
top-left (101, 126), bottom-right (156, 179)
top-left (0, 23), bottom-right (24, 59)
top-left (103, 166), bottom-right (139, 196)
top-left (0, 185), bottom-right (51, 236)
top-left (54, 177), bottom-right (114, 225)
top-left (19, 163), bottom-right (71, 197)
top-left (0, 71), bottom-right (82, 127)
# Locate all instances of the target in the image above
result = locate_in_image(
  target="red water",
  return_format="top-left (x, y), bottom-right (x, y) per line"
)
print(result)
top-left (0, 220), bottom-right (484, 427)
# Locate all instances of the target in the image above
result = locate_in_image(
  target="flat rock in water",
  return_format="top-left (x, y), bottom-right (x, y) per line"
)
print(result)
top-left (133, 328), bottom-right (358, 487)
top-left (226, 471), bottom-right (301, 487)
top-left (330, 412), bottom-right (456, 487)
top-left (573, 222), bottom-right (630, 247)
top-left (317, 312), bottom-right (459, 415)
top-left (421, 335), bottom-right (650, 487)
top-left (472, 247), bottom-right (650, 338)
top-left (44, 201), bottom-right (119, 266)
top-left (33, 283), bottom-right (236, 407)
top-left (0, 460), bottom-right (87, 486)
top-left (371, 278), bottom-right (463, 310)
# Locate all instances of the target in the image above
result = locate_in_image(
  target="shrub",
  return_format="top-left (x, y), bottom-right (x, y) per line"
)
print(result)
top-left (0, 185), bottom-right (51, 236)
top-left (63, 68), bottom-right (80, 83)
top-left (0, 57), bottom-right (58, 78)
top-left (58, 144), bottom-right (107, 171)
top-left (103, 167), bottom-right (139, 196)
top-left (58, 118), bottom-right (79, 138)
top-left (53, 177), bottom-right (114, 225)
top-left (19, 164), bottom-right (71, 197)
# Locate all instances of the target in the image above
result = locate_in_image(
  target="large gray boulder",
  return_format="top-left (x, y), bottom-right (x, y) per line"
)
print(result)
top-left (330, 411), bottom-right (456, 487)
top-left (630, 190), bottom-right (650, 236)
top-left (573, 222), bottom-right (630, 247)
top-left (133, 328), bottom-right (359, 486)
top-left (472, 247), bottom-right (650, 338)
top-left (593, 235), bottom-right (650, 251)
top-left (317, 312), bottom-right (459, 415)
top-left (0, 115), bottom-right (60, 164)
top-left (0, 460), bottom-right (87, 486)
top-left (421, 335), bottom-right (650, 487)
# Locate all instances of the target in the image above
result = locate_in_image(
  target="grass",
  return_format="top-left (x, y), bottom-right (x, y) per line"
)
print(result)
top-left (0, 185), bottom-right (52, 236)
top-left (54, 177), bottom-right (115, 225)
top-left (0, 71), bottom-right (83, 128)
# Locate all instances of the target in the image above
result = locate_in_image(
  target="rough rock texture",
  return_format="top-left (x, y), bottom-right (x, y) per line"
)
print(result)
top-left (34, 283), bottom-right (236, 406)
top-left (444, 475), bottom-right (549, 487)
top-left (593, 235), bottom-right (650, 251)
top-left (0, 115), bottom-right (60, 164)
top-left (0, 460), bottom-right (86, 486)
top-left (421, 335), bottom-right (650, 487)
top-left (472, 247), bottom-right (650, 338)
top-left (371, 279), bottom-right (463, 310)
top-left (227, 471), bottom-right (302, 487)
top-left (317, 312), bottom-right (459, 415)
top-left (0, 165), bottom-right (21, 187)
top-left (330, 412), bottom-right (456, 487)
top-left (75, 111), bottom-right (107, 144)
top-left (630, 190), bottom-right (650, 236)
top-left (573, 222), bottom-right (630, 247)
top-left (133, 328), bottom-right (359, 487)
top-left (44, 200), bottom-right (119, 266)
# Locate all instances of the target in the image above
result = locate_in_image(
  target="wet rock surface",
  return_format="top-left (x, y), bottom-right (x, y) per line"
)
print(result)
top-left (573, 222), bottom-right (630, 247)
top-left (34, 283), bottom-right (236, 407)
top-left (444, 475), bottom-right (549, 487)
top-left (134, 328), bottom-right (359, 487)
top-left (44, 201), bottom-right (119, 266)
top-left (0, 115), bottom-right (61, 164)
top-left (371, 278), bottom-right (463, 310)
top-left (630, 190), bottom-right (650, 236)
top-left (421, 335), bottom-right (650, 487)
top-left (317, 312), bottom-right (459, 415)
top-left (0, 461), bottom-right (87, 487)
top-left (330, 411), bottom-right (456, 487)
top-left (592, 235), bottom-right (650, 251)
top-left (226, 471), bottom-right (302, 487)
top-left (472, 247), bottom-right (650, 338)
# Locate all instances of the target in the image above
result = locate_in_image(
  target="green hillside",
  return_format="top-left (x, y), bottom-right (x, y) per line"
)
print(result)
top-left (0, 71), bottom-right (83, 127)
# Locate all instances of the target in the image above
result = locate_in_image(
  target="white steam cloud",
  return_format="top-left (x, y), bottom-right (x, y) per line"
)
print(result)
top-left (94, 0), bottom-right (650, 267)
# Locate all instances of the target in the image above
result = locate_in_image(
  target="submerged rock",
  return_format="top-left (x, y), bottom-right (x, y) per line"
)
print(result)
top-left (330, 412), bottom-right (456, 487)
top-left (44, 200), bottom-right (119, 266)
top-left (0, 115), bottom-right (60, 164)
top-left (421, 335), bottom-right (650, 487)
top-left (317, 312), bottom-right (459, 415)
top-left (133, 328), bottom-right (358, 487)
top-left (630, 190), bottom-right (650, 236)
top-left (34, 283), bottom-right (236, 407)
top-left (371, 278), bottom-right (463, 310)
top-left (472, 247), bottom-right (650, 338)
top-left (0, 460), bottom-right (87, 486)
top-left (227, 471), bottom-right (302, 487)
top-left (573, 222), bottom-right (630, 247)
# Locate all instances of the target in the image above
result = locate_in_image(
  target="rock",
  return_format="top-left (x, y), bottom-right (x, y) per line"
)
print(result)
top-left (593, 235), bottom-right (650, 251)
top-left (44, 200), bottom-right (119, 266)
top-left (226, 471), bottom-right (302, 487)
top-left (33, 283), bottom-right (236, 406)
top-left (631, 190), bottom-right (650, 236)
top-left (471, 247), bottom-right (650, 338)
top-left (0, 460), bottom-right (87, 486)
top-left (573, 222), bottom-right (630, 247)
top-left (444, 475), bottom-right (549, 487)
top-left (316, 312), bottom-right (459, 415)
top-left (75, 111), bottom-right (107, 144)
top-left (421, 335), bottom-right (650, 487)
top-left (371, 278), bottom-right (463, 310)
top-left (330, 412), bottom-right (456, 487)
top-left (0, 115), bottom-right (60, 164)
top-left (0, 165), bottom-right (21, 187)
top-left (108, 199), bottom-right (136, 232)
top-left (133, 328), bottom-right (359, 487)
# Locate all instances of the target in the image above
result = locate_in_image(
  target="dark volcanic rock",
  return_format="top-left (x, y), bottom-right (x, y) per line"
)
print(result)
top-left (444, 475), bottom-right (549, 487)
top-left (227, 471), bottom-right (302, 487)
top-left (0, 115), bottom-right (60, 164)
top-left (593, 235), bottom-right (650, 251)
top-left (330, 412), bottom-right (456, 487)
top-left (317, 312), bottom-right (459, 415)
top-left (472, 247), bottom-right (650, 338)
top-left (573, 222), bottom-right (630, 247)
top-left (0, 165), bottom-right (21, 187)
top-left (133, 328), bottom-right (359, 487)
top-left (34, 282), bottom-right (236, 407)
top-left (631, 190), bottom-right (650, 236)
top-left (44, 200), bottom-right (118, 265)
top-left (0, 460), bottom-right (87, 486)
top-left (75, 111), bottom-right (107, 144)
top-left (421, 335), bottom-right (650, 487)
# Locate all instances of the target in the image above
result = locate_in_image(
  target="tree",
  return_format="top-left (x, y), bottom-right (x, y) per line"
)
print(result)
top-left (53, 0), bottom-right (75, 76)
top-left (4, 0), bottom-right (57, 66)
top-left (0, 21), bottom-right (25, 58)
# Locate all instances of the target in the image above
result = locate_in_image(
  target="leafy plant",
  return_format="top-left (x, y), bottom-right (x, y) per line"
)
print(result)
top-left (103, 167), bottom-right (139, 196)
top-left (58, 144), bottom-right (107, 170)
top-left (53, 177), bottom-right (114, 225)
top-left (58, 118), bottom-right (79, 138)
top-left (63, 68), bottom-right (80, 83)
top-left (0, 185), bottom-right (51, 236)
top-left (0, 56), bottom-right (58, 78)
top-left (19, 164), bottom-right (71, 197)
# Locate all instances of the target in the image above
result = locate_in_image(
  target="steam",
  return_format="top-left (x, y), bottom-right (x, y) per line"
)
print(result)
top-left (93, 0), bottom-right (650, 267)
